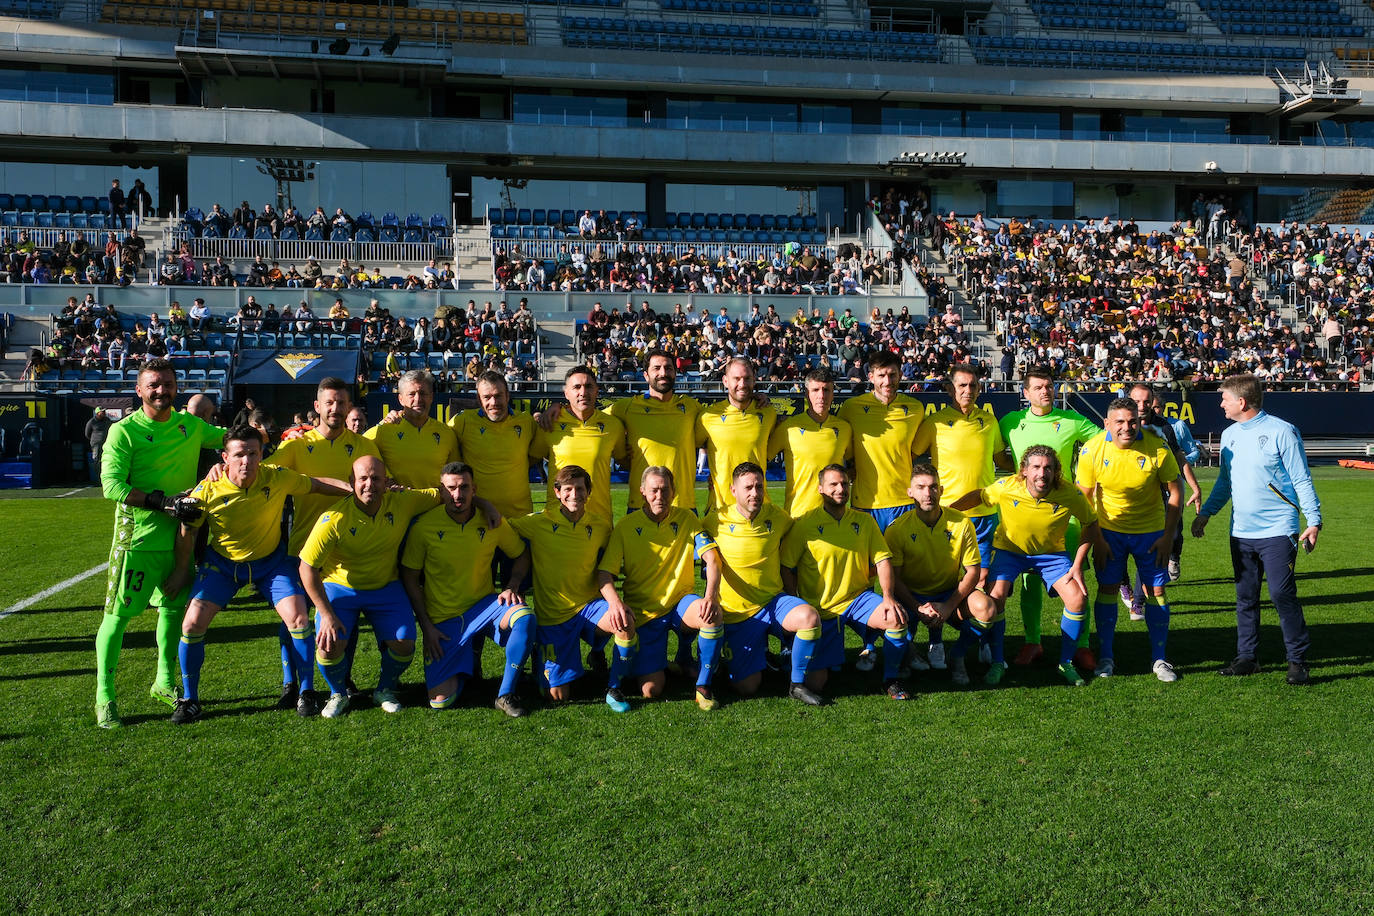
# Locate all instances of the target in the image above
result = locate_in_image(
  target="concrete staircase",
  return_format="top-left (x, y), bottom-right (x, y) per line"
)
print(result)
top-left (539, 317), bottom-right (580, 377)
top-left (0, 315), bottom-right (52, 393)
top-left (915, 237), bottom-right (998, 361)
top-left (452, 225), bottom-right (492, 291)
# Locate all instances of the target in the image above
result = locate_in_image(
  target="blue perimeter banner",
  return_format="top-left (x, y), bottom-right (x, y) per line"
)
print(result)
top-left (360, 389), bottom-right (1369, 441)
top-left (233, 349), bottom-right (360, 386)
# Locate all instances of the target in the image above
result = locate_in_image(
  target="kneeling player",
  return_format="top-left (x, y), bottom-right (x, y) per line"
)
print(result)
top-left (1076, 398), bottom-right (1183, 682)
top-left (400, 462), bottom-right (535, 717)
top-left (299, 455), bottom-right (441, 717)
top-left (781, 464), bottom-right (911, 700)
top-left (886, 464), bottom-right (1000, 686)
top-left (597, 466), bottom-right (725, 710)
top-left (704, 462), bottom-right (824, 706)
top-left (953, 446), bottom-right (1100, 687)
top-left (509, 465), bottom-right (638, 713)
top-left (171, 425), bottom-right (349, 723)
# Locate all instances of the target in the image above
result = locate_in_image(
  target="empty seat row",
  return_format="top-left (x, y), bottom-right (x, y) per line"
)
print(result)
top-left (486, 208), bottom-right (818, 231)
top-left (0, 194), bottom-right (109, 213)
top-left (1, 211), bottom-right (116, 229)
top-left (659, 0), bottom-right (820, 17)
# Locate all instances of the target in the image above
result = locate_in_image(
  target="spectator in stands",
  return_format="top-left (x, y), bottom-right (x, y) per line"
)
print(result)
top-left (189, 297), bottom-right (210, 331)
top-left (256, 204), bottom-right (281, 237)
top-left (109, 179), bottom-right (126, 230)
top-left (331, 208), bottom-right (354, 234)
top-left (206, 204), bottom-right (230, 236)
top-left (346, 405), bottom-right (367, 433)
top-left (293, 300), bottom-right (316, 333)
top-left (232, 200), bottom-right (255, 232)
top-left (245, 255), bottom-right (270, 287)
top-left (158, 253), bottom-right (184, 286)
top-left (281, 206), bottom-right (303, 236)
top-left (307, 207), bottom-right (328, 233)
top-left (328, 298), bottom-right (349, 331)
top-left (578, 210), bottom-right (596, 239)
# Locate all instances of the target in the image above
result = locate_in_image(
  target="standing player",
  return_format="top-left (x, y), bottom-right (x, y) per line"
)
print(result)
top-left (695, 357), bottom-right (778, 514)
top-left (531, 367), bottom-right (627, 523)
top-left (170, 425), bottom-right (349, 723)
top-left (767, 367), bottom-right (852, 518)
top-left (266, 376), bottom-right (380, 707)
top-left (885, 465), bottom-right (999, 687)
top-left (1126, 384), bottom-right (1201, 604)
top-left (596, 466), bottom-right (725, 710)
top-left (997, 365), bottom-right (1100, 667)
top-left (780, 465), bottom-right (910, 700)
top-left (1193, 374), bottom-right (1322, 684)
top-left (953, 446), bottom-right (1100, 687)
top-left (836, 350), bottom-right (927, 666)
top-left (610, 351), bottom-right (705, 514)
top-left (448, 370), bottom-right (536, 521)
top-left (400, 462), bottom-right (535, 717)
top-left (912, 364), bottom-right (1011, 661)
top-left (298, 455), bottom-right (441, 717)
top-left (508, 465), bottom-right (638, 712)
top-left (703, 462), bottom-right (824, 705)
top-left (1076, 398), bottom-right (1183, 682)
top-left (364, 369), bottom-right (459, 488)
top-left (95, 357), bottom-right (223, 728)
top-left (1150, 388), bottom-right (1201, 581)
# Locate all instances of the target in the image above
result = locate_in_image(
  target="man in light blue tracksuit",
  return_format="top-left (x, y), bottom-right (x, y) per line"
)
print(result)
top-left (1192, 373), bottom-right (1322, 685)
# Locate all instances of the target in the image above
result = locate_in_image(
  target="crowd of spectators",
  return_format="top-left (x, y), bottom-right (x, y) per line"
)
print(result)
top-left (575, 298), bottom-right (973, 386)
top-left (186, 202), bottom-right (361, 240)
top-left (1, 228), bottom-right (148, 285)
top-left (40, 296), bottom-right (190, 375)
top-left (157, 248), bottom-right (460, 291)
top-left (944, 212), bottom-right (1365, 389)
top-left (360, 297), bottom-right (540, 392)
top-left (492, 241), bottom-right (887, 295)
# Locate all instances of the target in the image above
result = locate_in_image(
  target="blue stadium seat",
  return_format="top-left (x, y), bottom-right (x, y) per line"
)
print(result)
top-left (355, 227), bottom-right (375, 242)
top-left (62, 195), bottom-right (79, 212)
top-left (532, 208), bottom-right (546, 225)
top-left (488, 206), bottom-right (503, 224)
top-left (329, 227), bottom-right (350, 242)
top-left (12, 194), bottom-right (28, 210)
top-left (279, 226), bottom-right (299, 240)
top-left (81, 196), bottom-right (98, 213)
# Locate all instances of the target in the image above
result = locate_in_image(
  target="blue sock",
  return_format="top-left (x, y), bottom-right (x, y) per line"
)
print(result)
top-left (790, 626), bottom-right (819, 683)
top-left (882, 627), bottom-right (909, 679)
top-left (317, 652), bottom-right (349, 696)
top-left (277, 621), bottom-right (294, 686)
top-left (697, 625), bottom-right (723, 688)
top-left (987, 615), bottom-right (1006, 665)
top-left (288, 626), bottom-right (314, 692)
top-left (1059, 610), bottom-right (1085, 664)
top-left (1144, 597), bottom-right (1170, 662)
top-left (343, 626), bottom-right (361, 680)
top-left (1095, 600), bottom-right (1118, 660)
top-left (377, 647), bottom-right (413, 690)
top-left (952, 619), bottom-right (984, 659)
top-left (609, 634), bottom-right (638, 691)
top-left (928, 622), bottom-right (944, 648)
top-left (500, 610), bottom-right (535, 698)
top-left (178, 633), bottom-right (205, 701)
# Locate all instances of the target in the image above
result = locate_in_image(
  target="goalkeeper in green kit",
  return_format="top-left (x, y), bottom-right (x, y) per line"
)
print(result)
top-left (95, 358), bottom-right (224, 728)
top-left (998, 366), bottom-right (1100, 669)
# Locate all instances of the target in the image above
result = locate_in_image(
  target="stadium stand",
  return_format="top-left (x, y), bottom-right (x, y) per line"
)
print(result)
top-left (561, 18), bottom-right (942, 62)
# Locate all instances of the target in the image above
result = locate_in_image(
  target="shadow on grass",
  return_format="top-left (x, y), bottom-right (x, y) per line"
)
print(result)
top-left (0, 621), bottom-right (283, 657)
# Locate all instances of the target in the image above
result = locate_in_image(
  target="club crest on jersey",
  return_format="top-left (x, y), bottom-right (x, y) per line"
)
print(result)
top-left (177, 424), bottom-right (188, 438)
top-left (384, 512), bottom-right (394, 526)
top-left (514, 425), bottom-right (523, 437)
top-left (669, 522), bottom-right (679, 535)
top-left (345, 444), bottom-right (354, 456)
top-left (1138, 456), bottom-right (1147, 469)
top-left (585, 525), bottom-right (594, 538)
top-left (432, 432), bottom-right (441, 445)
top-left (1258, 435), bottom-right (1269, 449)
top-left (851, 522), bottom-right (861, 535)
top-left (1054, 422), bottom-right (1062, 432)
top-left (261, 486), bottom-right (271, 500)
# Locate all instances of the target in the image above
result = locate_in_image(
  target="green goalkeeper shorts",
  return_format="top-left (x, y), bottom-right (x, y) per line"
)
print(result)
top-left (104, 547), bottom-right (190, 619)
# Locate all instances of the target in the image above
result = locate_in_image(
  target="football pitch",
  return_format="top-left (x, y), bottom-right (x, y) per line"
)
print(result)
top-left (1, 468), bottom-right (1371, 914)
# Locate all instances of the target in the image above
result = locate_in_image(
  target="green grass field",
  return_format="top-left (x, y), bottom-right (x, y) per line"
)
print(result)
top-left (2, 469), bottom-right (1372, 914)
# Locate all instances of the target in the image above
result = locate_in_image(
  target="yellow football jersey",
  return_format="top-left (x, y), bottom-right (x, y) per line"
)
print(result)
top-left (767, 412), bottom-right (853, 518)
top-left (598, 506), bottom-right (718, 624)
top-left (267, 428), bottom-right (381, 556)
top-left (1075, 431), bottom-right (1179, 534)
top-left (400, 504), bottom-right (526, 624)
top-left (363, 417), bottom-right (459, 490)
top-left (299, 488), bottom-right (440, 590)
top-left (531, 409), bottom-right (627, 522)
top-left (980, 476), bottom-right (1095, 556)
top-left (702, 502), bottom-right (792, 623)
top-left (189, 464), bottom-right (312, 563)
top-left (914, 405), bottom-right (1005, 518)
top-left (509, 508), bottom-right (612, 626)
top-left (837, 392), bottom-right (925, 510)
top-left (610, 394), bottom-right (703, 511)
top-left (448, 409), bottom-right (536, 518)
top-left (779, 506), bottom-right (891, 618)
top-left (884, 506), bottom-right (981, 596)
top-left (696, 401), bottom-right (777, 513)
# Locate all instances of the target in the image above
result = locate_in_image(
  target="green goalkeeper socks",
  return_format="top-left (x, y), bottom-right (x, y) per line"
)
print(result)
top-left (94, 614), bottom-right (130, 706)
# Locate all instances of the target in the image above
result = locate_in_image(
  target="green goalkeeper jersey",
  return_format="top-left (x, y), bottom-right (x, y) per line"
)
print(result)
top-left (101, 408), bottom-right (225, 553)
top-left (998, 407), bottom-right (1100, 476)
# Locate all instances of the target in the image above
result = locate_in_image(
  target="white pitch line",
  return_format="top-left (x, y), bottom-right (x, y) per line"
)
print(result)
top-left (56, 487), bottom-right (91, 498)
top-left (0, 563), bottom-right (109, 621)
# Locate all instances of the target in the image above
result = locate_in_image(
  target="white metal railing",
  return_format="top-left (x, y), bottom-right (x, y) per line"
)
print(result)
top-left (182, 235), bottom-right (443, 265)
top-left (490, 236), bottom-right (837, 264)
